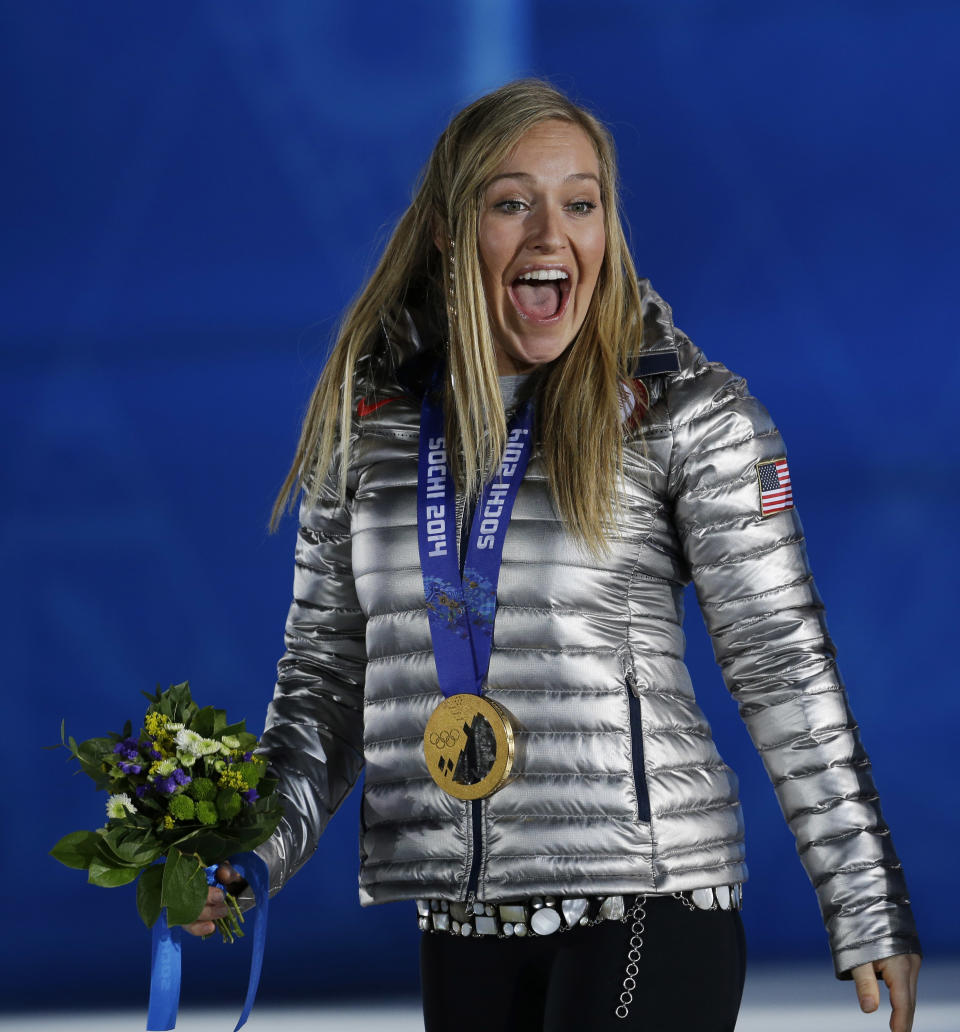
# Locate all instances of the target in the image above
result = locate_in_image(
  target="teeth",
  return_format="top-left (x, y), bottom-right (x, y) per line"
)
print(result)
top-left (515, 269), bottom-right (568, 282)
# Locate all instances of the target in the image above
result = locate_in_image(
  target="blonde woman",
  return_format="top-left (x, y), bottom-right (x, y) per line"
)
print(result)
top-left (191, 80), bottom-right (920, 1031)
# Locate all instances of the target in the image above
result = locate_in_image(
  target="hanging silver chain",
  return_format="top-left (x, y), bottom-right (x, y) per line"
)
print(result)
top-left (671, 890), bottom-right (698, 912)
top-left (614, 895), bottom-right (647, 1020)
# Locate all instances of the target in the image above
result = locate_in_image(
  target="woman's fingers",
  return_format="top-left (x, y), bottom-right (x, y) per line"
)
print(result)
top-left (176, 861), bottom-right (252, 937)
top-left (880, 953), bottom-right (921, 1032)
top-left (215, 861), bottom-right (247, 893)
top-left (850, 954), bottom-right (921, 1032)
top-left (182, 883), bottom-right (229, 937)
top-left (851, 962), bottom-right (880, 1014)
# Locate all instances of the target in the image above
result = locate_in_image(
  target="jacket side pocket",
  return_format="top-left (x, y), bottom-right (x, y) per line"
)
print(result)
top-left (626, 678), bottom-right (651, 823)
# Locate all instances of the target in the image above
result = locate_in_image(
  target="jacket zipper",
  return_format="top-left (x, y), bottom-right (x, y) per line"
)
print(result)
top-left (625, 670), bottom-right (652, 822)
top-left (466, 800), bottom-right (483, 901)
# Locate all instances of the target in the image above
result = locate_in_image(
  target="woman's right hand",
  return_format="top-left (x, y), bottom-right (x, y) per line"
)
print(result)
top-left (182, 862), bottom-right (248, 937)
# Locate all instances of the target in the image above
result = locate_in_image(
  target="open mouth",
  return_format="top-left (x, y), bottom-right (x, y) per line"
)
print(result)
top-left (509, 268), bottom-right (571, 322)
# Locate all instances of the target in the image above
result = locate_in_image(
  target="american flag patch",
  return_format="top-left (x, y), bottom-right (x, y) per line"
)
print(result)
top-left (756, 458), bottom-right (793, 517)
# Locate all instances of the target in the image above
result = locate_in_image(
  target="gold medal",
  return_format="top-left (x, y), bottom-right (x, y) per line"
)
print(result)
top-left (424, 694), bottom-right (515, 800)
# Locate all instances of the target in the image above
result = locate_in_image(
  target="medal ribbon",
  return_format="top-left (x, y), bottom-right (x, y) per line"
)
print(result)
top-left (417, 375), bottom-right (534, 698)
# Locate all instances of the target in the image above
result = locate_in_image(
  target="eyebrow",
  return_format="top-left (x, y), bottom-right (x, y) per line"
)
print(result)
top-left (486, 171), bottom-right (601, 188)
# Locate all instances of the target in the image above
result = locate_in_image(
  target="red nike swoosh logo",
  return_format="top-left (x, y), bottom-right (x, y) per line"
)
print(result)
top-left (356, 397), bottom-right (397, 418)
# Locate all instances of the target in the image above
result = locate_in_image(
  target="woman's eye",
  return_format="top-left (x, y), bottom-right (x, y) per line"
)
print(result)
top-left (567, 200), bottom-right (598, 215)
top-left (495, 199), bottom-right (527, 213)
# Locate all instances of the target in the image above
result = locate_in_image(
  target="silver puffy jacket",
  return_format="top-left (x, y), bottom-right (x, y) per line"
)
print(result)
top-left (256, 281), bottom-right (919, 975)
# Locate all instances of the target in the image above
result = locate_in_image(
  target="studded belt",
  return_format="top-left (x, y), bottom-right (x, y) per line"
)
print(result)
top-left (417, 883), bottom-right (742, 938)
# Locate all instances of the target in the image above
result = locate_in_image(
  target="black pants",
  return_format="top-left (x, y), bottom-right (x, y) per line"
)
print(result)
top-left (420, 895), bottom-right (746, 1032)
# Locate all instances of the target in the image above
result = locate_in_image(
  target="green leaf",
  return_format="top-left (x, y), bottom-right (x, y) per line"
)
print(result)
top-left (136, 865), bottom-right (164, 928)
top-left (192, 706), bottom-right (217, 738)
top-left (74, 737), bottom-right (115, 788)
top-left (161, 848), bottom-right (209, 926)
top-left (94, 828), bottom-right (140, 868)
top-left (88, 859), bottom-right (141, 887)
top-left (169, 829), bottom-right (233, 864)
top-left (227, 815), bottom-right (283, 854)
top-left (165, 682), bottom-right (194, 719)
top-left (104, 825), bottom-right (164, 867)
top-left (50, 830), bottom-right (99, 870)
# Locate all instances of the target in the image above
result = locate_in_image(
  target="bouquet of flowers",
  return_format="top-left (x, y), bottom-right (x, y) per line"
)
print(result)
top-left (51, 681), bottom-right (283, 940)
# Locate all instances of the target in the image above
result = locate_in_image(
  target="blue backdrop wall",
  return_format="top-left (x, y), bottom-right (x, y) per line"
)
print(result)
top-left (3, 0), bottom-right (957, 1011)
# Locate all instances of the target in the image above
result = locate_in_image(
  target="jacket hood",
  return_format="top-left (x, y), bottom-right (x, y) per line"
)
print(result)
top-left (632, 279), bottom-right (682, 378)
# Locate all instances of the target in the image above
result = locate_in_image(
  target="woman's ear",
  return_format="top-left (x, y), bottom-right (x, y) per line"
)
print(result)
top-left (432, 217), bottom-right (448, 255)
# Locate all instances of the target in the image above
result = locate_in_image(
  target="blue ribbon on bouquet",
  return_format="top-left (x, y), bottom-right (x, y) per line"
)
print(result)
top-left (145, 851), bottom-right (269, 1032)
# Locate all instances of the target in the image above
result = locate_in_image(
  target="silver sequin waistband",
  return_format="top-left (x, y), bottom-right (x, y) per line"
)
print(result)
top-left (416, 884), bottom-right (742, 938)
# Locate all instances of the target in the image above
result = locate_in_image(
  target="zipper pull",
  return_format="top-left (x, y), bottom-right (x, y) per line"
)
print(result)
top-left (625, 668), bottom-right (639, 697)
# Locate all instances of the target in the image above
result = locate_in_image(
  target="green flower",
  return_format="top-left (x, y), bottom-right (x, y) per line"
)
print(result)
top-left (216, 790), bottom-right (241, 820)
top-left (177, 752), bottom-right (198, 768)
top-left (221, 735), bottom-right (241, 751)
top-left (187, 777), bottom-right (216, 801)
top-left (168, 794), bottom-right (195, 821)
top-left (106, 793), bottom-right (137, 819)
top-left (196, 801), bottom-right (218, 825)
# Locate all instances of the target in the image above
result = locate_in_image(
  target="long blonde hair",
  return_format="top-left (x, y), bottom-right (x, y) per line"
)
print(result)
top-left (270, 79), bottom-right (646, 553)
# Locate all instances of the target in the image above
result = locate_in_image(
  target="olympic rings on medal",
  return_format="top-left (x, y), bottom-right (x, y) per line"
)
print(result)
top-left (428, 728), bottom-right (461, 749)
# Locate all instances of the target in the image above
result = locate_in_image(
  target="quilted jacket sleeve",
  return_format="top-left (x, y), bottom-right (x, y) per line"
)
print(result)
top-left (254, 456), bottom-right (367, 897)
top-left (665, 342), bottom-right (920, 976)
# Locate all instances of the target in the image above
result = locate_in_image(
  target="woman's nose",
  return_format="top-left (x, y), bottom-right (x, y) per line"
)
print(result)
top-left (526, 206), bottom-right (564, 252)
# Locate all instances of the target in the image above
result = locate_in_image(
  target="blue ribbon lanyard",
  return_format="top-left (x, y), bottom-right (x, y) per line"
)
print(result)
top-left (417, 378), bottom-right (534, 697)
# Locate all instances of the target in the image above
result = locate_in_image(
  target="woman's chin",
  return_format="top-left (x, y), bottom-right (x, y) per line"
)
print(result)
top-left (494, 335), bottom-right (574, 373)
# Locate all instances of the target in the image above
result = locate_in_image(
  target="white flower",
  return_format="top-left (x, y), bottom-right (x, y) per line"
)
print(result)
top-left (177, 752), bottom-right (198, 767)
top-left (175, 728), bottom-right (205, 756)
top-left (155, 758), bottom-right (177, 776)
top-left (221, 735), bottom-right (241, 751)
top-left (106, 793), bottom-right (137, 819)
top-left (197, 738), bottom-right (222, 756)
top-left (165, 722), bottom-right (184, 733)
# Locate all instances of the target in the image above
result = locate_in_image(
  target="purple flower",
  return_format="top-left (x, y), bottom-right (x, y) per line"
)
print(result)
top-left (113, 736), bottom-right (141, 762)
top-left (241, 789), bottom-right (259, 803)
top-left (147, 745), bottom-right (162, 760)
top-left (172, 768), bottom-right (191, 786)
top-left (155, 776), bottom-right (177, 795)
top-left (136, 784), bottom-right (149, 798)
top-left (243, 752), bottom-right (253, 762)
top-left (119, 761), bottom-right (143, 775)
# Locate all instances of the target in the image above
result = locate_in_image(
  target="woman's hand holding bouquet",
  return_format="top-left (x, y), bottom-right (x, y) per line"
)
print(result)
top-left (51, 681), bottom-right (282, 1028)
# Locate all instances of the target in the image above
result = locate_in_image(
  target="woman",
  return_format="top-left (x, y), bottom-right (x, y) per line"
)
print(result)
top-left (190, 80), bottom-right (921, 1031)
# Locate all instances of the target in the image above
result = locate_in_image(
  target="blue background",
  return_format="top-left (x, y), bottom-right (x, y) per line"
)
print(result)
top-left (3, 0), bottom-right (957, 1011)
